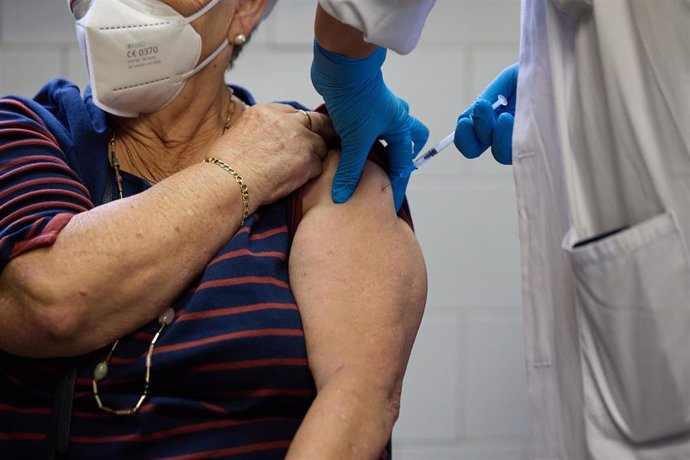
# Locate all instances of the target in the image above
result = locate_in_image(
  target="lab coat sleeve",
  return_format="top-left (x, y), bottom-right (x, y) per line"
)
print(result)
top-left (317, 0), bottom-right (436, 55)
top-left (551, 0), bottom-right (592, 18)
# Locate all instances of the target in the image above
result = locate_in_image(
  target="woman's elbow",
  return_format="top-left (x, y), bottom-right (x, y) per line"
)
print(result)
top-left (0, 264), bottom-right (84, 357)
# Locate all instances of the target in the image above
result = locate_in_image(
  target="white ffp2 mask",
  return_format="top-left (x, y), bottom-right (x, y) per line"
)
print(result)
top-left (73, 0), bottom-right (228, 117)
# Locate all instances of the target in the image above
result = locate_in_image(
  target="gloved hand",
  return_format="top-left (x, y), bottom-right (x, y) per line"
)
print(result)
top-left (454, 63), bottom-right (518, 165)
top-left (311, 40), bottom-right (429, 211)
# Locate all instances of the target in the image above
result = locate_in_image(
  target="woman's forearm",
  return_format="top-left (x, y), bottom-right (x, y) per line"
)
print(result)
top-left (0, 104), bottom-right (331, 358)
top-left (286, 371), bottom-right (399, 460)
top-left (0, 160), bottom-right (246, 358)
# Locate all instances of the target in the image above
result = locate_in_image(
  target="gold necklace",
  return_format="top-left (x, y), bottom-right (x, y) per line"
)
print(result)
top-left (114, 88), bottom-right (238, 185)
top-left (124, 143), bottom-right (158, 184)
top-left (96, 88), bottom-right (239, 416)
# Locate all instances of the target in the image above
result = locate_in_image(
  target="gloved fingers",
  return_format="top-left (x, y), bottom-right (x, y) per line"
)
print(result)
top-left (389, 174), bottom-right (411, 213)
top-left (499, 65), bottom-right (519, 115)
top-left (454, 116), bottom-right (488, 159)
top-left (332, 137), bottom-right (375, 204)
top-left (409, 116), bottom-right (430, 156)
top-left (478, 63), bottom-right (519, 107)
top-left (491, 112), bottom-right (514, 165)
top-left (383, 131), bottom-right (415, 211)
top-left (471, 99), bottom-right (497, 146)
top-left (499, 63), bottom-right (519, 99)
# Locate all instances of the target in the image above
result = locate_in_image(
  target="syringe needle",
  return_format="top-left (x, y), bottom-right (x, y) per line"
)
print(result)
top-left (403, 94), bottom-right (508, 177)
top-left (383, 94), bottom-right (508, 191)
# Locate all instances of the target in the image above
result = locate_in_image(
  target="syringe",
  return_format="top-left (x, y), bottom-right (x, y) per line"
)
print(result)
top-left (399, 94), bottom-right (507, 178)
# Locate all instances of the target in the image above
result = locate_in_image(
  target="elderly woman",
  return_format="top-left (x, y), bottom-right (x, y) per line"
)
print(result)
top-left (0, 0), bottom-right (426, 459)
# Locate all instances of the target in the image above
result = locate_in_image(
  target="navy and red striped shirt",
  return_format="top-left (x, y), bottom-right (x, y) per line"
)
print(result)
top-left (0, 80), bottom-right (318, 459)
top-left (0, 80), bottom-right (407, 460)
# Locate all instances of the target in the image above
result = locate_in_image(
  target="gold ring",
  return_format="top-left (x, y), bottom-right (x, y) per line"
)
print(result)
top-left (298, 110), bottom-right (312, 131)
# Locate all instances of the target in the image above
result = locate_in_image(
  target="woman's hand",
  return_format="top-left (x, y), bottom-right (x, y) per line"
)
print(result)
top-left (208, 103), bottom-right (336, 212)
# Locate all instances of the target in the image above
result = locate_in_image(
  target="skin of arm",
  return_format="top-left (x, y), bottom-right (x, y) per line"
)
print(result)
top-left (286, 152), bottom-right (427, 459)
top-left (315, 3), bottom-right (378, 58)
top-left (0, 163), bottom-right (246, 358)
top-left (0, 105), bottom-right (331, 358)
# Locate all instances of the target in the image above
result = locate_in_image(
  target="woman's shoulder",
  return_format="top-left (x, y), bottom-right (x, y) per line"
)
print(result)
top-left (0, 78), bottom-right (112, 204)
top-left (1, 78), bottom-right (107, 144)
top-left (292, 145), bottom-right (414, 233)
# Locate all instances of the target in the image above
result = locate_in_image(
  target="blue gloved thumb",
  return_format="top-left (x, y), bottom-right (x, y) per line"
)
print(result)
top-left (384, 133), bottom-right (414, 211)
top-left (470, 99), bottom-right (496, 146)
top-left (409, 116), bottom-right (430, 157)
top-left (478, 63), bottom-right (519, 109)
top-left (454, 63), bottom-right (518, 162)
top-left (454, 116), bottom-right (487, 159)
top-left (332, 136), bottom-right (374, 203)
top-left (491, 112), bottom-right (514, 165)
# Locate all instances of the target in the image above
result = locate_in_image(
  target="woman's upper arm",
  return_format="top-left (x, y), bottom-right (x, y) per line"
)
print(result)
top-left (0, 97), bottom-right (93, 354)
top-left (289, 150), bottom-right (427, 391)
top-left (0, 97), bottom-right (93, 271)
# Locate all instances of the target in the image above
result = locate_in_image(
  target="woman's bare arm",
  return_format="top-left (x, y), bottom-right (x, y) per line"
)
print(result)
top-left (287, 152), bottom-right (427, 459)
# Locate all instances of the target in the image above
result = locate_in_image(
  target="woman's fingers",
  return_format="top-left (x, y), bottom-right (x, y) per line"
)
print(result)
top-left (208, 103), bottom-right (335, 208)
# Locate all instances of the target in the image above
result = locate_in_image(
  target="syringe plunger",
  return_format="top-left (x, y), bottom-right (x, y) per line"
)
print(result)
top-left (399, 94), bottom-right (508, 178)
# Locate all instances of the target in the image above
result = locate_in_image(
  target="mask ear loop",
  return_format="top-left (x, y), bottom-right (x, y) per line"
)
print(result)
top-left (173, 38), bottom-right (230, 83)
top-left (171, 0), bottom-right (230, 83)
top-left (156, 37), bottom-right (229, 113)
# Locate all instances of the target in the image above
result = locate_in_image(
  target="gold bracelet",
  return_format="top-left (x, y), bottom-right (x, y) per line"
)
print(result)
top-left (203, 157), bottom-right (250, 226)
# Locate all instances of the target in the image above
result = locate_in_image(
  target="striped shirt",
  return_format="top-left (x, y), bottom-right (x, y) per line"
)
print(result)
top-left (0, 80), bottom-right (323, 459)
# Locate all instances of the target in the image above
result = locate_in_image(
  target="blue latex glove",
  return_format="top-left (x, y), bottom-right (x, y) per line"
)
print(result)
top-left (455, 64), bottom-right (518, 165)
top-left (311, 40), bottom-right (429, 211)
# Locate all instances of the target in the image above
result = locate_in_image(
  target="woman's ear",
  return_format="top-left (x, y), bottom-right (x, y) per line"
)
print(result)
top-left (228, 0), bottom-right (268, 40)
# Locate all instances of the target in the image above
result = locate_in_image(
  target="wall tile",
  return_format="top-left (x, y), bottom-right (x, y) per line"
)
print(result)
top-left (227, 45), bottom-right (320, 108)
top-left (394, 440), bottom-right (529, 460)
top-left (395, 311), bottom-right (466, 440)
top-left (423, 0), bottom-right (521, 45)
top-left (272, 0), bottom-right (315, 45)
top-left (0, 0), bottom-right (76, 44)
top-left (465, 310), bottom-right (530, 437)
top-left (407, 178), bottom-right (522, 308)
top-left (0, 48), bottom-right (62, 96)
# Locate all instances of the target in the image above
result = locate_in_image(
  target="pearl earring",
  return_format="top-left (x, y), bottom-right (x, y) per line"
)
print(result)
top-left (233, 34), bottom-right (247, 46)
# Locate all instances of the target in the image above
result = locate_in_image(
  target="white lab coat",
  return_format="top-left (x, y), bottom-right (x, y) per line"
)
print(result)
top-left (323, 1), bottom-right (690, 459)
top-left (317, 0), bottom-right (435, 54)
top-left (515, 1), bottom-right (690, 458)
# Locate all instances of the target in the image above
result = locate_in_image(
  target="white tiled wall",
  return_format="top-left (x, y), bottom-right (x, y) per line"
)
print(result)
top-left (0, 1), bottom-right (528, 458)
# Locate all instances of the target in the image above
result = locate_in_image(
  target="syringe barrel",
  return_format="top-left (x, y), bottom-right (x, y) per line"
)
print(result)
top-left (435, 133), bottom-right (455, 152)
top-left (412, 153), bottom-right (432, 169)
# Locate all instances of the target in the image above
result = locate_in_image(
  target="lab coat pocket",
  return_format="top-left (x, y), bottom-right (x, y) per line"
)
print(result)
top-left (563, 213), bottom-right (690, 443)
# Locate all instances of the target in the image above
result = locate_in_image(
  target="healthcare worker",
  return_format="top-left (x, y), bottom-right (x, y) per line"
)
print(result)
top-left (311, 0), bottom-right (516, 210)
top-left (312, 1), bottom-right (690, 459)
